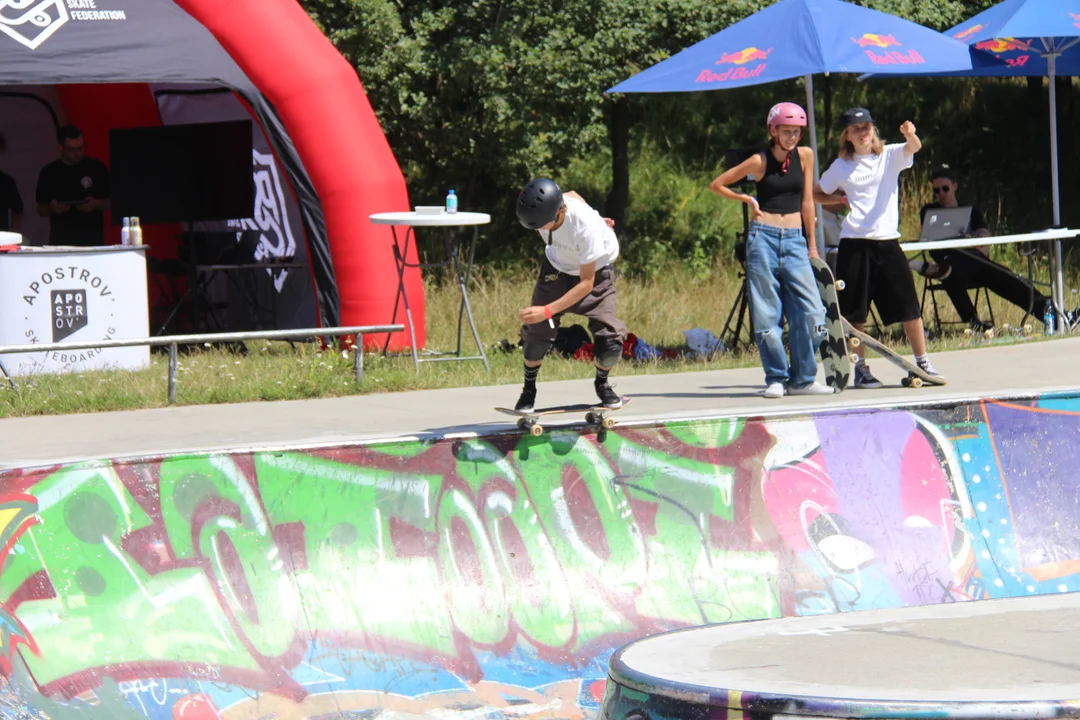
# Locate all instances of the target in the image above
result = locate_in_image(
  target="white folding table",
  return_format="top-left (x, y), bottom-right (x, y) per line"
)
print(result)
top-left (369, 211), bottom-right (491, 373)
top-left (900, 228), bottom-right (1080, 332)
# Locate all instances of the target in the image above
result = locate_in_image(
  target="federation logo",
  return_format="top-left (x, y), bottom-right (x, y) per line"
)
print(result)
top-left (715, 46), bottom-right (772, 65)
top-left (0, 0), bottom-right (68, 50)
top-left (51, 289), bottom-right (88, 342)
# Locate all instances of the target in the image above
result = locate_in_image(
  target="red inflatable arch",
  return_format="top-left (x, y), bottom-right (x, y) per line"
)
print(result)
top-left (174, 0), bottom-right (425, 350)
top-left (0, 0), bottom-right (423, 350)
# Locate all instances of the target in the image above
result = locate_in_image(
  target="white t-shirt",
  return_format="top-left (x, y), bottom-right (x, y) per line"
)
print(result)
top-left (818, 143), bottom-right (914, 241)
top-left (540, 196), bottom-right (619, 275)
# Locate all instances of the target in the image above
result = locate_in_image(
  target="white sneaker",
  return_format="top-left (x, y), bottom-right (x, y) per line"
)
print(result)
top-left (763, 382), bottom-right (785, 398)
top-left (788, 381), bottom-right (835, 396)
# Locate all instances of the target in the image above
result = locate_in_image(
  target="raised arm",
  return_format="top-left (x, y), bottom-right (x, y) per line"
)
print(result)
top-left (900, 120), bottom-right (921, 157)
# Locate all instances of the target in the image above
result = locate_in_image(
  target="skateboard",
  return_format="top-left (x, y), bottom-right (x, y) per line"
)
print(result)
top-left (809, 257), bottom-right (851, 391)
top-left (841, 318), bottom-right (947, 388)
top-left (495, 397), bottom-right (631, 436)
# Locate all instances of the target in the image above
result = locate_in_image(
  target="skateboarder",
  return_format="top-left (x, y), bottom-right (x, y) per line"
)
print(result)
top-left (513, 178), bottom-right (627, 412)
top-left (709, 102), bottom-right (833, 398)
top-left (814, 108), bottom-right (943, 388)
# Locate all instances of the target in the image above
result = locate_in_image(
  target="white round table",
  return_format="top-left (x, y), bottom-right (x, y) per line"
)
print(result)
top-left (0, 231), bottom-right (23, 246)
top-left (369, 211), bottom-right (492, 373)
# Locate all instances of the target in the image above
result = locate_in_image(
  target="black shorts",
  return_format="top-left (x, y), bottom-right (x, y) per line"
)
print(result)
top-left (836, 238), bottom-right (922, 326)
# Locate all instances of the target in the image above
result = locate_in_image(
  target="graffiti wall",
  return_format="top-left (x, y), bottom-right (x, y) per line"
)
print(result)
top-left (0, 393), bottom-right (1078, 719)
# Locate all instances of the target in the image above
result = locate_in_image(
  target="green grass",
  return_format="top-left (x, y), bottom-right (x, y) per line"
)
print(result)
top-left (0, 256), bottom-right (1070, 418)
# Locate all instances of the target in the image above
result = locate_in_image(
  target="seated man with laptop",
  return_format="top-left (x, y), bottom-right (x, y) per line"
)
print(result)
top-left (909, 165), bottom-right (1050, 330)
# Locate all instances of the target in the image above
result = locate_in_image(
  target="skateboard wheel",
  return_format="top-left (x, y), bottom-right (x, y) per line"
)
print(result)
top-left (911, 377), bottom-right (924, 388)
top-left (602, 416), bottom-right (616, 430)
top-left (850, 354), bottom-right (859, 364)
top-left (585, 412), bottom-right (596, 424)
top-left (1024, 324), bottom-right (1033, 334)
top-left (901, 377), bottom-right (911, 387)
top-left (529, 424), bottom-right (544, 437)
top-left (836, 280), bottom-right (846, 290)
top-left (849, 336), bottom-right (861, 348)
top-left (984, 329), bottom-right (994, 339)
top-left (963, 328), bottom-right (973, 337)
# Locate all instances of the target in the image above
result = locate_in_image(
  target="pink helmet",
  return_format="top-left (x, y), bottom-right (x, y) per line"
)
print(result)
top-left (767, 102), bottom-right (808, 127)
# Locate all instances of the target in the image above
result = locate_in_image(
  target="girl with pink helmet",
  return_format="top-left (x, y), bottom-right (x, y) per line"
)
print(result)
top-left (708, 102), bottom-right (832, 399)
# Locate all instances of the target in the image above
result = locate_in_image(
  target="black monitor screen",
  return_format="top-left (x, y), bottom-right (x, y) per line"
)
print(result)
top-left (109, 120), bottom-right (254, 225)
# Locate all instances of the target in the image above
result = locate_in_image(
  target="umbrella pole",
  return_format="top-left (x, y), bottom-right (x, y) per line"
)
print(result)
top-left (1048, 54), bottom-right (1066, 331)
top-left (804, 74), bottom-right (825, 258)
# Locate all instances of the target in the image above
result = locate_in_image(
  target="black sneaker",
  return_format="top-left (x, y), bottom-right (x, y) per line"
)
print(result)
top-left (853, 362), bottom-right (883, 389)
top-left (594, 380), bottom-right (623, 409)
top-left (515, 387), bottom-right (536, 412)
top-left (916, 357), bottom-right (944, 380)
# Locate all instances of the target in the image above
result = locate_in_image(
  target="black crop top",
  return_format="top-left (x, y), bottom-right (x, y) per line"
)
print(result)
top-left (755, 147), bottom-right (803, 214)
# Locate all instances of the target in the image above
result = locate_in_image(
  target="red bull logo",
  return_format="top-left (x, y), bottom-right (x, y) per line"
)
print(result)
top-left (696, 46), bottom-right (771, 84)
top-left (853, 33), bottom-right (901, 48)
top-left (974, 37), bottom-right (1033, 54)
top-left (953, 24), bottom-right (983, 41)
top-left (1071, 12), bottom-right (1080, 29)
top-left (715, 46), bottom-right (772, 65)
top-left (851, 33), bottom-right (925, 66)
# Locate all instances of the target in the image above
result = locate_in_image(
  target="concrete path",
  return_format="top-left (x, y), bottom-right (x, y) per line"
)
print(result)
top-left (612, 592), bottom-right (1080, 707)
top-left (2, 335), bottom-right (1079, 470)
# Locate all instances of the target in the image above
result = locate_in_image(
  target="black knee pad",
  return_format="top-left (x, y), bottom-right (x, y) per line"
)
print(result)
top-left (594, 338), bottom-right (623, 368)
top-left (523, 340), bottom-right (552, 362)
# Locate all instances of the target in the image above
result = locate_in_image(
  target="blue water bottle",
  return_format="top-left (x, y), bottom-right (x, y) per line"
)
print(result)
top-left (1044, 300), bottom-right (1056, 335)
top-left (446, 189), bottom-right (458, 214)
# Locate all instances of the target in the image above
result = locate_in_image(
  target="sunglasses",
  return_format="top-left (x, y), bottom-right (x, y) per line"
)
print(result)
top-left (932, 185), bottom-right (952, 194)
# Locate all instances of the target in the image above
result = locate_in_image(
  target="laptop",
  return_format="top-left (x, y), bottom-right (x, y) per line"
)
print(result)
top-left (920, 206), bottom-right (973, 241)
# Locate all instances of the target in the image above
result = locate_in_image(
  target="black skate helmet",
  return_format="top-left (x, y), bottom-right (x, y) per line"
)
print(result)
top-left (516, 178), bottom-right (563, 229)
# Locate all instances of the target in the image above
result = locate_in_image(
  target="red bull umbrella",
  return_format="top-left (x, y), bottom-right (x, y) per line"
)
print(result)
top-left (606, 0), bottom-right (1001, 94)
top-left (605, 0), bottom-right (1003, 254)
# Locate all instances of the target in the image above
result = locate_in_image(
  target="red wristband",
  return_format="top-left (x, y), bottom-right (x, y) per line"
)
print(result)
top-left (544, 305), bottom-right (553, 319)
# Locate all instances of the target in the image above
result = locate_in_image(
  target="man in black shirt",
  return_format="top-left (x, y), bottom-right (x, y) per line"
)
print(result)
top-left (35, 125), bottom-right (111, 246)
top-left (911, 165), bottom-right (1050, 329)
top-left (0, 132), bottom-right (23, 233)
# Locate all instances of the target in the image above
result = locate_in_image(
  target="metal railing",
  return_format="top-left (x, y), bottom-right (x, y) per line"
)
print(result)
top-left (0, 325), bottom-right (405, 404)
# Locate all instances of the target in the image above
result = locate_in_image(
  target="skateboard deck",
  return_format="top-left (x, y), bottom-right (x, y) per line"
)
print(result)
top-left (809, 257), bottom-right (851, 391)
top-left (496, 397), bottom-right (631, 435)
top-left (841, 319), bottom-right (947, 387)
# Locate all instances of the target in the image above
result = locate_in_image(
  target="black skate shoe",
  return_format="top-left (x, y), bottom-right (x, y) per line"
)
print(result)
top-left (594, 380), bottom-right (623, 409)
top-left (514, 387), bottom-right (536, 412)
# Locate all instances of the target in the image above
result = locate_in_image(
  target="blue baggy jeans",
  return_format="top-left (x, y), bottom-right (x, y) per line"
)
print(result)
top-left (745, 221), bottom-right (824, 387)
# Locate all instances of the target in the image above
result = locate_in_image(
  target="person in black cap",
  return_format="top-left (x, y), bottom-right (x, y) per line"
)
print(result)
top-left (814, 107), bottom-right (943, 388)
top-left (913, 164), bottom-right (1052, 329)
top-left (35, 124), bottom-right (111, 246)
top-left (0, 132), bottom-right (23, 234)
top-left (513, 178), bottom-right (628, 413)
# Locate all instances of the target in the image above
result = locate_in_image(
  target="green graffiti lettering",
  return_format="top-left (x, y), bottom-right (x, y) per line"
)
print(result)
top-left (158, 456), bottom-right (300, 659)
top-left (0, 464), bottom-right (252, 688)
top-left (455, 439), bottom-right (574, 649)
top-left (253, 452), bottom-right (457, 657)
top-left (438, 486), bottom-right (508, 645)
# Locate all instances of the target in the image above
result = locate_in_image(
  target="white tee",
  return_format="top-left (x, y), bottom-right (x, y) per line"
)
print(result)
top-left (540, 196), bottom-right (619, 275)
top-left (818, 143), bottom-right (914, 241)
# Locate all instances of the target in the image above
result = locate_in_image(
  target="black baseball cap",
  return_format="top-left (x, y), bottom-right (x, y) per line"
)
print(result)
top-left (840, 107), bottom-right (874, 127)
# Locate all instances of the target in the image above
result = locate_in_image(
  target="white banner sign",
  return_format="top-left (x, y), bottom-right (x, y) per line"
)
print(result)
top-left (0, 247), bottom-right (149, 375)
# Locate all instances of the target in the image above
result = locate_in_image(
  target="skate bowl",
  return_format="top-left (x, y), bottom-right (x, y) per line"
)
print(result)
top-left (1, 390), bottom-right (1080, 718)
top-left (602, 593), bottom-right (1080, 720)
